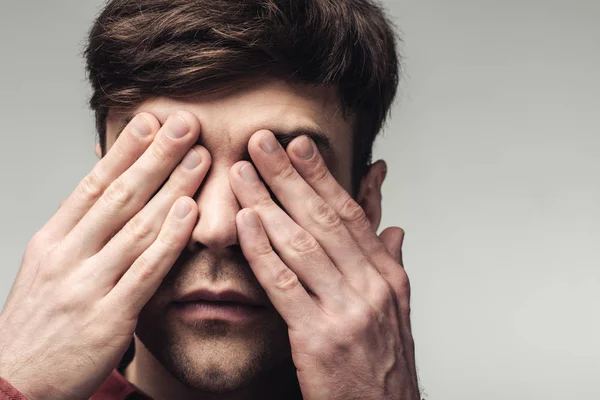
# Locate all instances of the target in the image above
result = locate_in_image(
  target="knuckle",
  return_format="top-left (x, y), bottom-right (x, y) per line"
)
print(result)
top-left (276, 162), bottom-right (298, 182)
top-left (348, 303), bottom-right (375, 331)
top-left (122, 217), bottom-right (155, 244)
top-left (79, 169), bottom-right (105, 202)
top-left (54, 294), bottom-right (76, 313)
top-left (44, 239), bottom-right (69, 266)
top-left (351, 255), bottom-right (373, 276)
top-left (317, 318), bottom-right (351, 351)
top-left (307, 336), bottom-right (335, 358)
top-left (157, 228), bottom-right (183, 249)
top-left (131, 255), bottom-right (154, 282)
top-left (54, 283), bottom-right (86, 313)
top-left (68, 279), bottom-right (95, 306)
top-left (253, 241), bottom-right (274, 258)
top-left (288, 229), bottom-right (319, 255)
top-left (22, 240), bottom-right (67, 283)
top-left (307, 196), bottom-right (341, 229)
top-left (338, 195), bottom-right (369, 225)
top-left (373, 279), bottom-right (396, 307)
top-left (150, 140), bottom-right (177, 164)
top-left (397, 272), bottom-right (411, 294)
top-left (271, 266), bottom-right (300, 291)
top-left (308, 162), bottom-right (329, 183)
top-left (28, 230), bottom-right (52, 253)
top-left (380, 278), bottom-right (396, 298)
top-left (389, 266), bottom-right (410, 291)
top-left (103, 177), bottom-right (135, 208)
top-left (110, 142), bottom-right (128, 160)
top-left (256, 193), bottom-right (275, 209)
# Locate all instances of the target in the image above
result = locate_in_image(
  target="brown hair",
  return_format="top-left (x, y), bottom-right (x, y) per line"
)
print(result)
top-left (85, 0), bottom-right (400, 198)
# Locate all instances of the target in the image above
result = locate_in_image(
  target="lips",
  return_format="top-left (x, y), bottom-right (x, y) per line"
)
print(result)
top-left (173, 289), bottom-right (266, 307)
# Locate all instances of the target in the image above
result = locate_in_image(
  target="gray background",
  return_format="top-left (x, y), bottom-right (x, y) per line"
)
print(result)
top-left (1, 1), bottom-right (598, 399)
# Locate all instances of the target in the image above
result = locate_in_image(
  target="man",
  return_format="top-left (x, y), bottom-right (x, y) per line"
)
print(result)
top-left (0, 0), bottom-right (421, 399)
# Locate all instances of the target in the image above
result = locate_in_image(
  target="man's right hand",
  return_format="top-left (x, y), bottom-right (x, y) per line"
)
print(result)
top-left (0, 111), bottom-right (210, 400)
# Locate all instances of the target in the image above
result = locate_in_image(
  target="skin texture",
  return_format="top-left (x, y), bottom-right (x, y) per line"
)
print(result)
top-left (0, 78), bottom-right (417, 400)
top-left (0, 106), bottom-right (207, 399)
top-left (98, 79), bottom-right (407, 399)
top-left (108, 81), bottom-right (414, 398)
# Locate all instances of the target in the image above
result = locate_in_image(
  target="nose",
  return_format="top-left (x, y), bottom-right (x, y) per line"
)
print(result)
top-left (186, 165), bottom-right (241, 251)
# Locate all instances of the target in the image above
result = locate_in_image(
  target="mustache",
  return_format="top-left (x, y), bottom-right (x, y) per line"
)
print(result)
top-left (173, 244), bottom-right (249, 277)
top-left (164, 244), bottom-right (266, 298)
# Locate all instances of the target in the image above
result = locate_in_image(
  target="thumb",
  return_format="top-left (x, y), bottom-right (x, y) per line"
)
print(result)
top-left (378, 226), bottom-right (405, 267)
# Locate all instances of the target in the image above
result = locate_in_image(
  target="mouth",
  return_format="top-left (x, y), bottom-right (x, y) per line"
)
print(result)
top-left (171, 289), bottom-right (268, 321)
top-left (174, 288), bottom-right (266, 305)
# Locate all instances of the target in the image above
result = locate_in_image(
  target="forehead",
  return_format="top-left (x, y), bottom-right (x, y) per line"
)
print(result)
top-left (106, 79), bottom-right (353, 175)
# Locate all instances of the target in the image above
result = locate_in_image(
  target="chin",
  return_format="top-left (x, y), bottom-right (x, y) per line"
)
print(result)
top-left (135, 308), bottom-right (294, 394)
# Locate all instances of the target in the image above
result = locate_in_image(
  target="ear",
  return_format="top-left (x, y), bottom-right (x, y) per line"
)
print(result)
top-left (356, 159), bottom-right (387, 232)
top-left (95, 142), bottom-right (102, 159)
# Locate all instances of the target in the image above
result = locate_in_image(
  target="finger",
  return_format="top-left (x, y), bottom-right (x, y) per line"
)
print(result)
top-left (287, 135), bottom-right (399, 281)
top-left (394, 274), bottom-right (419, 395)
top-left (230, 161), bottom-right (352, 312)
top-left (245, 130), bottom-right (381, 291)
top-left (90, 145), bottom-right (209, 288)
top-left (287, 135), bottom-right (419, 386)
top-left (379, 226), bottom-right (404, 267)
top-left (63, 112), bottom-right (200, 259)
top-left (39, 113), bottom-right (160, 243)
top-left (380, 228), bottom-right (417, 392)
top-left (106, 197), bottom-right (197, 318)
top-left (235, 208), bottom-right (319, 330)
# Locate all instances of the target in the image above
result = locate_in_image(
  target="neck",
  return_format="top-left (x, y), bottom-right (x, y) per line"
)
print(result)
top-left (123, 336), bottom-right (303, 400)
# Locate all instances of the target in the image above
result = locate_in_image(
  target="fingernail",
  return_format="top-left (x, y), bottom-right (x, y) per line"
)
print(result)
top-left (131, 116), bottom-right (151, 137)
top-left (174, 198), bottom-right (191, 218)
top-left (244, 210), bottom-right (260, 228)
top-left (166, 115), bottom-right (189, 139)
top-left (293, 136), bottom-right (314, 160)
top-left (181, 149), bottom-right (201, 170)
top-left (259, 132), bottom-right (279, 154)
top-left (240, 164), bottom-right (259, 183)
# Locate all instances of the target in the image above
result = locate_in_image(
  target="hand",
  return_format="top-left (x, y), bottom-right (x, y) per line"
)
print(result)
top-left (0, 112), bottom-right (210, 399)
top-left (230, 130), bottom-right (420, 400)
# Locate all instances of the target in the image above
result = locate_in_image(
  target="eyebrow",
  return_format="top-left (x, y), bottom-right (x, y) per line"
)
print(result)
top-left (117, 115), bottom-right (337, 164)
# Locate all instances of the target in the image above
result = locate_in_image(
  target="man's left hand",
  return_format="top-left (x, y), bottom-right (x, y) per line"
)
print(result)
top-left (230, 130), bottom-right (420, 400)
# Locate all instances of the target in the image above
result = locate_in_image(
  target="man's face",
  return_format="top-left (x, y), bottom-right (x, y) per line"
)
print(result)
top-left (103, 79), bottom-right (354, 393)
